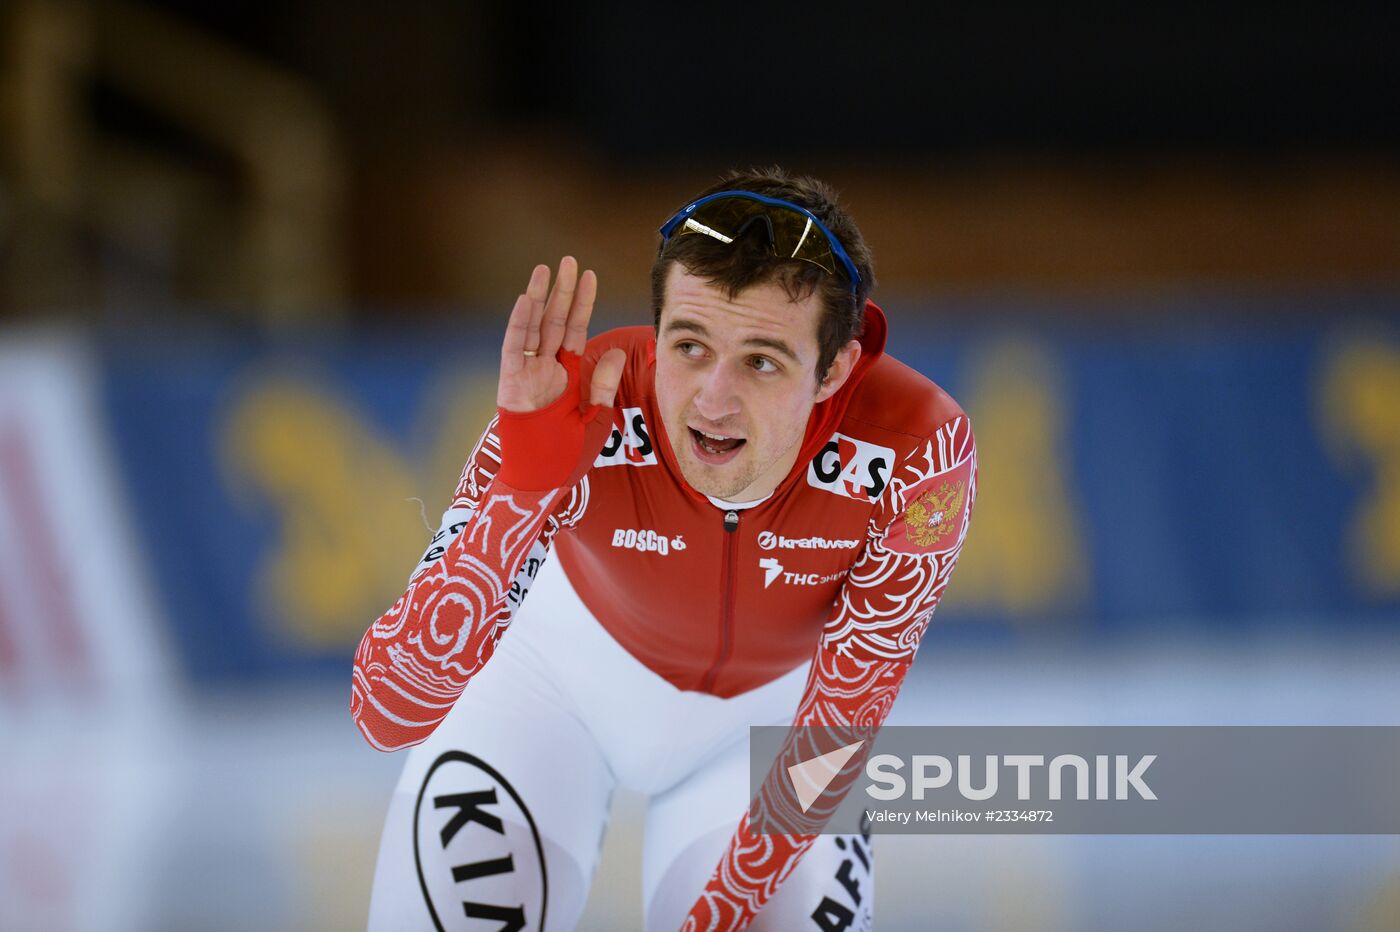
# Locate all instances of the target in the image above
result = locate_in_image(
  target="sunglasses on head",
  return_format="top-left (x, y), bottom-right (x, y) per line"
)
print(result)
top-left (658, 191), bottom-right (862, 296)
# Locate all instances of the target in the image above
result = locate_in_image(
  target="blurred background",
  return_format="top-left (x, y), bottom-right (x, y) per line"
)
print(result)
top-left (2, 1), bottom-right (1399, 929)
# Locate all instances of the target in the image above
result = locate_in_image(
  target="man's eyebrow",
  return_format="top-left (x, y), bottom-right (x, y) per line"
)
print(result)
top-left (742, 337), bottom-right (801, 365)
top-left (663, 318), bottom-right (711, 338)
top-left (662, 318), bottom-right (802, 365)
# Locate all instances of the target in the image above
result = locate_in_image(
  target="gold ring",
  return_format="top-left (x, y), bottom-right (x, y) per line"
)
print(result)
top-left (522, 349), bottom-right (538, 357)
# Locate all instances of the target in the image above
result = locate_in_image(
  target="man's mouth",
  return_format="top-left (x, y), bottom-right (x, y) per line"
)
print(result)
top-left (689, 428), bottom-right (746, 464)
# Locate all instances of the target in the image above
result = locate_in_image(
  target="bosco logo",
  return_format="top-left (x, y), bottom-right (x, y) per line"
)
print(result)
top-left (595, 406), bottom-right (658, 467)
top-left (806, 432), bottom-right (895, 502)
top-left (612, 528), bottom-right (685, 556)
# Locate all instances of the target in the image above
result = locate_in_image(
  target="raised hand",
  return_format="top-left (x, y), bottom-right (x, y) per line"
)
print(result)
top-left (498, 257), bottom-right (625, 413)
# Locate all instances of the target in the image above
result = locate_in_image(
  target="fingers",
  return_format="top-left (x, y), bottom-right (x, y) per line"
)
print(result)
top-left (589, 347), bottom-right (627, 407)
top-left (523, 263), bottom-right (550, 354)
top-left (500, 291), bottom-right (534, 374)
top-left (504, 258), bottom-right (595, 367)
top-left (562, 269), bottom-right (597, 355)
top-left (537, 257), bottom-right (578, 360)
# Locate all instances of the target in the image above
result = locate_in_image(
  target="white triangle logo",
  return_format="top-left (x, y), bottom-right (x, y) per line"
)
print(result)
top-left (786, 740), bottom-right (865, 813)
top-left (759, 557), bottom-right (784, 588)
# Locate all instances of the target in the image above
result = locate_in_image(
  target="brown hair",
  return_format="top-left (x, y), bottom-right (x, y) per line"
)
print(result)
top-left (650, 167), bottom-right (876, 383)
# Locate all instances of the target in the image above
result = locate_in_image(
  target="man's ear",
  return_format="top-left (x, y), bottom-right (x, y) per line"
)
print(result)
top-left (815, 340), bottom-right (862, 403)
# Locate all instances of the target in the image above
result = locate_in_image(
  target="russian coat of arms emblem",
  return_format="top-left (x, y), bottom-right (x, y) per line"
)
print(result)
top-left (902, 480), bottom-right (966, 549)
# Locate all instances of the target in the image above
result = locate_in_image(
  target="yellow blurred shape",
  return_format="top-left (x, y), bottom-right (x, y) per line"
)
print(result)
top-left (223, 378), bottom-right (432, 648)
top-left (943, 340), bottom-right (1089, 621)
top-left (1318, 338), bottom-right (1400, 596)
top-left (221, 365), bottom-right (498, 648)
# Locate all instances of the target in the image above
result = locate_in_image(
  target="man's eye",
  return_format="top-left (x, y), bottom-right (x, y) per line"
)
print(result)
top-left (750, 356), bottom-right (778, 373)
top-left (678, 341), bottom-right (704, 357)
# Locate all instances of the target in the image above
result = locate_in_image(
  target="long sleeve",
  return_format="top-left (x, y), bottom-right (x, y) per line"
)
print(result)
top-left (683, 416), bottom-right (978, 929)
top-left (349, 416), bottom-right (587, 751)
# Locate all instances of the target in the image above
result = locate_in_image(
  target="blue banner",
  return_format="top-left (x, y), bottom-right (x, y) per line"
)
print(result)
top-left (99, 303), bottom-right (1400, 681)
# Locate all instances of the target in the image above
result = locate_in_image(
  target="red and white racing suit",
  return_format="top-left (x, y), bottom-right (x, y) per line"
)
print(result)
top-left (352, 303), bottom-right (976, 930)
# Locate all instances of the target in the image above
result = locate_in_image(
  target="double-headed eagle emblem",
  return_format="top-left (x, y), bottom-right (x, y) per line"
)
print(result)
top-left (902, 479), bottom-right (966, 549)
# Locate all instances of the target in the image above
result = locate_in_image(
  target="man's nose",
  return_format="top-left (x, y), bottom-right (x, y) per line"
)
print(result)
top-left (693, 365), bottom-right (741, 422)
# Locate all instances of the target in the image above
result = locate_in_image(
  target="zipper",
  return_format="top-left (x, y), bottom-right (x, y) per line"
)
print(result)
top-left (699, 509), bottom-right (740, 693)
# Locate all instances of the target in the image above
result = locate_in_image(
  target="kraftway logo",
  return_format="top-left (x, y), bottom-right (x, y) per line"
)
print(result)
top-left (757, 530), bottom-right (861, 552)
top-left (807, 433), bottom-right (894, 502)
top-left (594, 406), bottom-right (658, 467)
top-left (759, 557), bottom-right (849, 589)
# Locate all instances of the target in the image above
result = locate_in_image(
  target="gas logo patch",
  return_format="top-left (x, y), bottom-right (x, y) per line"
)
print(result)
top-left (595, 407), bottom-right (658, 467)
top-left (806, 433), bottom-right (895, 502)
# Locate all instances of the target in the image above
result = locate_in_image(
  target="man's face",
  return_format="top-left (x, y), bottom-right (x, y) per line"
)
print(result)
top-left (654, 264), bottom-right (857, 502)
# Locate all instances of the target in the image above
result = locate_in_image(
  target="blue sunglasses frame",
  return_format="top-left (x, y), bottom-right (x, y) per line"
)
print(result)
top-left (658, 191), bottom-right (863, 296)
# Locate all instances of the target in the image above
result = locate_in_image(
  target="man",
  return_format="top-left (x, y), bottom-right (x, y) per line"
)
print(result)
top-left (351, 168), bottom-right (976, 930)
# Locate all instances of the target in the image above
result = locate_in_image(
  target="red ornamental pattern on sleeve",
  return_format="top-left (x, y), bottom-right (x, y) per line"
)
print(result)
top-left (682, 649), bottom-right (909, 931)
top-left (349, 419), bottom-right (586, 752)
top-left (822, 416), bottom-right (977, 662)
top-left (438, 416), bottom-right (594, 536)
